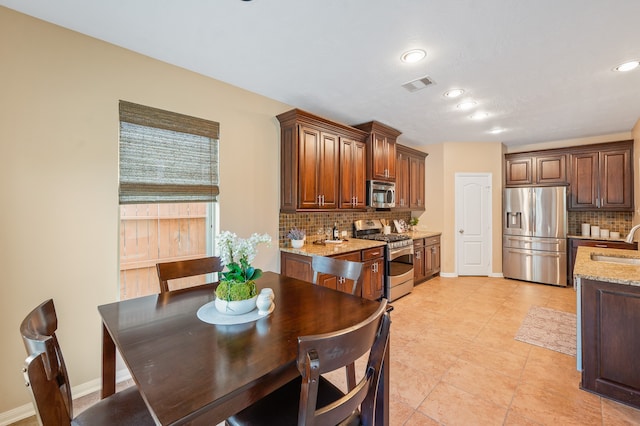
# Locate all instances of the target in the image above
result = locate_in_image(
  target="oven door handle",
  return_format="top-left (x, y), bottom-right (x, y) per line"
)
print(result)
top-left (388, 245), bottom-right (414, 259)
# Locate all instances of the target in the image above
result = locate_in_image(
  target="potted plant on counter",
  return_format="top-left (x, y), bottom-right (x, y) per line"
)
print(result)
top-left (286, 227), bottom-right (306, 249)
top-left (409, 217), bottom-right (419, 230)
top-left (215, 231), bottom-right (271, 315)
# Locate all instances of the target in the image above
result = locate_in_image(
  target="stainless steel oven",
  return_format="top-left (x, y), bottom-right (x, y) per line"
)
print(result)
top-left (386, 242), bottom-right (414, 302)
top-left (354, 219), bottom-right (414, 301)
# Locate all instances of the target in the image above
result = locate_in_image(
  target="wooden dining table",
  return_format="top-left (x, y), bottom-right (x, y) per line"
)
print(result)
top-left (98, 271), bottom-right (390, 425)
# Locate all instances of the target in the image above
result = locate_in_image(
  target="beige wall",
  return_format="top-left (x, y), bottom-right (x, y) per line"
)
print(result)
top-left (0, 7), bottom-right (289, 413)
top-left (634, 119), bottom-right (640, 225)
top-left (420, 142), bottom-right (504, 275)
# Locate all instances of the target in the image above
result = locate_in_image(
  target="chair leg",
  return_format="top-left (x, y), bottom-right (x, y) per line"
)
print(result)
top-left (346, 362), bottom-right (356, 391)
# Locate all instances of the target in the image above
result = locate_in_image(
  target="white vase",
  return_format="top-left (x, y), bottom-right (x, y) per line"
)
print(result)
top-left (215, 295), bottom-right (258, 315)
top-left (291, 239), bottom-right (304, 249)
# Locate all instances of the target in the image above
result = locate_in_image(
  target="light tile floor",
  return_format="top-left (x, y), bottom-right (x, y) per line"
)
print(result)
top-left (13, 276), bottom-right (640, 425)
top-left (384, 276), bottom-right (640, 425)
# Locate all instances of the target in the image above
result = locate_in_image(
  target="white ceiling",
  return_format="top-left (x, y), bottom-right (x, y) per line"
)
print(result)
top-left (3, 0), bottom-right (640, 148)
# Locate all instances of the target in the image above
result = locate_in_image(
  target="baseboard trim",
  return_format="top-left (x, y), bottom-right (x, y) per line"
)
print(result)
top-left (439, 272), bottom-right (458, 278)
top-left (0, 369), bottom-right (132, 426)
top-left (489, 272), bottom-right (504, 278)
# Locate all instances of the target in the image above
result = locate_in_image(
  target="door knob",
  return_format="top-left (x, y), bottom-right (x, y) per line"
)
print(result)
top-left (459, 229), bottom-right (464, 234)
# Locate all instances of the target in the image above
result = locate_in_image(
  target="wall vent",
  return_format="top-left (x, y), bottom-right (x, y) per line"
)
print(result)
top-left (402, 75), bottom-right (435, 92)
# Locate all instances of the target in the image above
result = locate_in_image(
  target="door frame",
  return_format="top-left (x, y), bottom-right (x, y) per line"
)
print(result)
top-left (454, 173), bottom-right (493, 276)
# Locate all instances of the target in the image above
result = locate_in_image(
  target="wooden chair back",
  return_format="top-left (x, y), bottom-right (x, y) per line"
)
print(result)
top-left (297, 299), bottom-right (390, 425)
top-left (20, 299), bottom-right (74, 424)
top-left (311, 255), bottom-right (364, 296)
top-left (156, 256), bottom-right (223, 293)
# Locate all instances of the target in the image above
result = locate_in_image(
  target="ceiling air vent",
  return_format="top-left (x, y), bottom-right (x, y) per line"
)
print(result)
top-left (402, 75), bottom-right (435, 92)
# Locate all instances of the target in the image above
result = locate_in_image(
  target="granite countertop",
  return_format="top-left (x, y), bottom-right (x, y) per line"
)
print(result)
top-left (280, 238), bottom-right (386, 257)
top-left (574, 246), bottom-right (640, 286)
top-left (279, 229), bottom-right (442, 257)
top-left (567, 234), bottom-right (629, 243)
top-left (403, 229), bottom-right (442, 240)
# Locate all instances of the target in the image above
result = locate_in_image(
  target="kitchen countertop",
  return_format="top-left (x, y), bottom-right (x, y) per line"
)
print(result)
top-left (567, 234), bottom-right (630, 243)
top-left (279, 229), bottom-right (442, 257)
top-left (573, 246), bottom-right (640, 286)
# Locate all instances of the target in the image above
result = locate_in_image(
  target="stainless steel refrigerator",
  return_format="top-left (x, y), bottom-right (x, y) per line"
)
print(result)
top-left (503, 186), bottom-right (567, 286)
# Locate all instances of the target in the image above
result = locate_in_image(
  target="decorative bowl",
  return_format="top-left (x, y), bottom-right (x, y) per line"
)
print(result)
top-left (214, 295), bottom-right (258, 315)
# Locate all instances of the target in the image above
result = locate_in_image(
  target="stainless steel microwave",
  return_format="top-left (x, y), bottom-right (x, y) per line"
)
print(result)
top-left (368, 180), bottom-right (395, 208)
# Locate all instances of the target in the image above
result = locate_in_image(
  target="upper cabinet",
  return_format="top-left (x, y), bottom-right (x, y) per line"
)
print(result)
top-left (396, 144), bottom-right (427, 210)
top-left (339, 137), bottom-right (367, 209)
top-left (353, 121), bottom-right (401, 182)
top-left (278, 109), bottom-right (368, 212)
top-left (505, 152), bottom-right (567, 187)
top-left (568, 140), bottom-right (633, 211)
top-left (504, 140), bottom-right (634, 212)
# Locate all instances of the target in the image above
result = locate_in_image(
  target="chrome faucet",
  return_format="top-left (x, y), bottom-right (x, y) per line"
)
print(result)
top-left (625, 224), bottom-right (640, 243)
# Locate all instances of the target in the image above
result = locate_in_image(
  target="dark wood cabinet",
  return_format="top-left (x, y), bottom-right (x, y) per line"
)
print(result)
top-left (505, 152), bottom-right (567, 187)
top-left (280, 248), bottom-right (384, 299)
top-left (339, 137), bottom-right (367, 209)
top-left (278, 109), bottom-right (367, 212)
top-left (567, 238), bottom-right (637, 285)
top-left (361, 247), bottom-right (385, 300)
top-left (581, 278), bottom-right (640, 409)
top-left (396, 144), bottom-right (427, 210)
top-left (568, 140), bottom-right (633, 211)
top-left (353, 121), bottom-right (401, 182)
top-left (413, 235), bottom-right (441, 283)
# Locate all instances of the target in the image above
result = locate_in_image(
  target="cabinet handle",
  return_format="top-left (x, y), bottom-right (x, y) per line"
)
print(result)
top-left (321, 195), bottom-right (325, 206)
top-left (416, 251), bottom-right (420, 259)
top-left (595, 244), bottom-right (608, 248)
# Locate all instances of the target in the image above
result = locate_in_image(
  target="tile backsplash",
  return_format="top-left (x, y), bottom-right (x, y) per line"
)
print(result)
top-left (279, 210), bottom-right (412, 246)
top-left (568, 211), bottom-right (633, 236)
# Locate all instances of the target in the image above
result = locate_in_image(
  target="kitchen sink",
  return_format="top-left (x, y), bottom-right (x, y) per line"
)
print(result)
top-left (590, 253), bottom-right (640, 265)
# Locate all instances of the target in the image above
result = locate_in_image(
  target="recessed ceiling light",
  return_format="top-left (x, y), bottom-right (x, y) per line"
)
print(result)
top-left (457, 101), bottom-right (477, 111)
top-left (470, 112), bottom-right (489, 120)
top-left (488, 128), bottom-right (506, 134)
top-left (614, 60), bottom-right (640, 72)
top-left (401, 49), bottom-right (426, 63)
top-left (444, 89), bottom-right (464, 98)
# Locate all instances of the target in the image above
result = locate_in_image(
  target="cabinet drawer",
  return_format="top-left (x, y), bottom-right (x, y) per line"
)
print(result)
top-left (331, 251), bottom-right (361, 262)
top-left (413, 238), bottom-right (425, 247)
top-left (425, 236), bottom-right (440, 246)
top-left (362, 247), bottom-right (384, 261)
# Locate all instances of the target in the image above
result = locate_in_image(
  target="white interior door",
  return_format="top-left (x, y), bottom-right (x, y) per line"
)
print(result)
top-left (455, 173), bottom-right (492, 276)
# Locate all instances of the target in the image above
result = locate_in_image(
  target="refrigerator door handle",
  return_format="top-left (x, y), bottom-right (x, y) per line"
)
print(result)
top-left (530, 187), bottom-right (536, 235)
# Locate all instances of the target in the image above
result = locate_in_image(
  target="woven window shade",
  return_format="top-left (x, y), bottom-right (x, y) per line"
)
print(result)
top-left (119, 101), bottom-right (219, 204)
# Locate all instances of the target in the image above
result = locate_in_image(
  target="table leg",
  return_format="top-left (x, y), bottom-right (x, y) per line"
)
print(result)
top-left (101, 323), bottom-right (116, 398)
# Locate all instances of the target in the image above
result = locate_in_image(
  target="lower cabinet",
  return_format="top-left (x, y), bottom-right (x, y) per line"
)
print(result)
top-left (581, 278), bottom-right (640, 408)
top-left (361, 247), bottom-right (384, 301)
top-left (568, 238), bottom-right (637, 285)
top-left (413, 235), bottom-right (441, 284)
top-left (280, 248), bottom-right (385, 300)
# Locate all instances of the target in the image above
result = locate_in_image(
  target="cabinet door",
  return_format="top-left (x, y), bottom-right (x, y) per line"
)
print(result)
top-left (505, 157), bottom-right (533, 186)
top-left (298, 126), bottom-right (321, 209)
top-left (339, 138), bottom-right (366, 209)
top-left (413, 240), bottom-right (426, 282)
top-left (600, 148), bottom-right (632, 210)
top-left (582, 279), bottom-right (640, 408)
top-left (409, 155), bottom-right (425, 210)
top-left (569, 152), bottom-right (599, 210)
top-left (371, 133), bottom-right (389, 180)
top-left (318, 131), bottom-right (339, 209)
top-left (535, 154), bottom-right (567, 185)
top-left (330, 252), bottom-right (361, 294)
top-left (430, 242), bottom-right (441, 274)
top-left (395, 151), bottom-right (410, 209)
top-left (362, 257), bottom-right (384, 300)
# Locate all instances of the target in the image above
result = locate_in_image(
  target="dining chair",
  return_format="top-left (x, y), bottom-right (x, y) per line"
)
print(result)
top-left (156, 255), bottom-right (223, 293)
top-left (20, 299), bottom-right (155, 426)
top-left (226, 298), bottom-right (390, 426)
top-left (311, 255), bottom-right (364, 297)
top-left (311, 255), bottom-right (365, 390)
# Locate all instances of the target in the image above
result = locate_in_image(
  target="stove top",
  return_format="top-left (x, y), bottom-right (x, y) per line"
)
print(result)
top-left (353, 219), bottom-right (412, 249)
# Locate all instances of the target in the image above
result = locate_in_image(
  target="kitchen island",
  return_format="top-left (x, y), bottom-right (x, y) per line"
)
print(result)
top-left (573, 246), bottom-right (640, 409)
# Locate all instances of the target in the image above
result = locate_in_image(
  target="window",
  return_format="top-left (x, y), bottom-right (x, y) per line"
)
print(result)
top-left (118, 101), bottom-right (220, 299)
